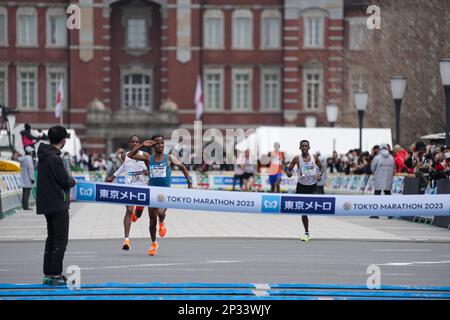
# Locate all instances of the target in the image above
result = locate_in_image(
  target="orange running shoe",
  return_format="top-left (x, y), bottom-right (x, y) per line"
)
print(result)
top-left (131, 207), bottom-right (138, 223)
top-left (148, 242), bottom-right (158, 256)
top-left (159, 222), bottom-right (167, 238)
top-left (122, 239), bottom-right (131, 251)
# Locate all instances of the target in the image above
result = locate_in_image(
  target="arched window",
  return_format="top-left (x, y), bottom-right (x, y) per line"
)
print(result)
top-left (261, 9), bottom-right (281, 49)
top-left (232, 9), bottom-right (253, 49)
top-left (301, 8), bottom-right (328, 48)
top-left (302, 62), bottom-right (323, 110)
top-left (123, 73), bottom-right (152, 111)
top-left (0, 7), bottom-right (8, 46)
top-left (203, 9), bottom-right (224, 49)
top-left (46, 8), bottom-right (67, 47)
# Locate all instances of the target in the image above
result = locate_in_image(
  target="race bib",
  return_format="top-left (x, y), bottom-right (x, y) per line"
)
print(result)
top-left (301, 163), bottom-right (316, 177)
top-left (150, 164), bottom-right (167, 178)
top-left (128, 171), bottom-right (144, 183)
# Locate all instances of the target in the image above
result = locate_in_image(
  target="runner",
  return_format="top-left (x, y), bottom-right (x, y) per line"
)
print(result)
top-left (242, 149), bottom-right (256, 192)
top-left (104, 135), bottom-right (148, 251)
top-left (286, 140), bottom-right (324, 242)
top-left (232, 150), bottom-right (244, 191)
top-left (128, 134), bottom-right (193, 256)
top-left (267, 142), bottom-right (285, 193)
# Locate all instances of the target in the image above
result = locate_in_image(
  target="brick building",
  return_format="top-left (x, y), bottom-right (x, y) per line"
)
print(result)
top-left (0, 0), bottom-right (373, 154)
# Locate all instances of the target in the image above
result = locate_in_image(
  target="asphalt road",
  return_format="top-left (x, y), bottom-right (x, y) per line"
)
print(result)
top-left (0, 238), bottom-right (449, 287)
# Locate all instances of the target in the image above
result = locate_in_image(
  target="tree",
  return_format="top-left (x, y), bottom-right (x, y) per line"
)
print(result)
top-left (344, 0), bottom-right (450, 147)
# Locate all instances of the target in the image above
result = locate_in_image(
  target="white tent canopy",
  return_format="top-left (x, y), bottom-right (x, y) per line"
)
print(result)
top-left (2, 124), bottom-right (83, 157)
top-left (235, 126), bottom-right (392, 160)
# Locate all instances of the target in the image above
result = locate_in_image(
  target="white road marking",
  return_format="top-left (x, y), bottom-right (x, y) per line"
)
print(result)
top-left (81, 260), bottom-right (244, 271)
top-left (372, 249), bottom-right (431, 252)
top-left (368, 260), bottom-right (450, 267)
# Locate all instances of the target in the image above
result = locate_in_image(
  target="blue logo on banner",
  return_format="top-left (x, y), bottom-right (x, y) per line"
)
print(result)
top-left (117, 176), bottom-right (126, 184)
top-left (280, 196), bottom-right (336, 214)
top-left (213, 176), bottom-right (234, 185)
top-left (261, 195), bottom-right (281, 213)
top-left (95, 184), bottom-right (150, 206)
top-left (171, 176), bottom-right (188, 185)
top-left (77, 182), bottom-right (96, 201)
top-left (74, 176), bottom-right (86, 181)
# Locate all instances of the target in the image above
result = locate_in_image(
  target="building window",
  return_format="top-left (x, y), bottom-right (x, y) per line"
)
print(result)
top-left (17, 67), bottom-right (38, 109)
top-left (302, 9), bottom-right (326, 48)
top-left (127, 18), bottom-right (148, 49)
top-left (203, 10), bottom-right (224, 49)
top-left (123, 73), bottom-right (152, 111)
top-left (0, 67), bottom-right (7, 106)
top-left (261, 10), bottom-right (281, 49)
top-left (303, 67), bottom-right (323, 110)
top-left (232, 69), bottom-right (252, 111)
top-left (0, 7), bottom-right (7, 46)
top-left (232, 10), bottom-right (252, 49)
top-left (46, 8), bottom-right (67, 47)
top-left (261, 68), bottom-right (281, 111)
top-left (17, 7), bottom-right (37, 47)
top-left (348, 18), bottom-right (371, 50)
top-left (204, 69), bottom-right (223, 111)
top-left (47, 67), bottom-right (66, 110)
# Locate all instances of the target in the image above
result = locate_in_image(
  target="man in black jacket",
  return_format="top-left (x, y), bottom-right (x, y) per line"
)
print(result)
top-left (37, 126), bottom-right (76, 286)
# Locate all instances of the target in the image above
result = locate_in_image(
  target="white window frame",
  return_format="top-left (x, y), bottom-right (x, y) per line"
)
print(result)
top-left (232, 9), bottom-right (253, 50)
top-left (203, 10), bottom-right (224, 49)
top-left (203, 68), bottom-right (224, 112)
top-left (120, 65), bottom-right (153, 112)
top-left (261, 9), bottom-right (281, 49)
top-left (17, 65), bottom-right (39, 110)
top-left (0, 65), bottom-right (8, 106)
top-left (122, 6), bottom-right (152, 54)
top-left (302, 9), bottom-right (326, 49)
top-left (260, 67), bottom-right (281, 111)
top-left (302, 66), bottom-right (323, 110)
top-left (16, 7), bottom-right (38, 47)
top-left (232, 68), bottom-right (253, 112)
top-left (0, 7), bottom-right (8, 47)
top-left (46, 8), bottom-right (67, 48)
top-left (46, 66), bottom-right (67, 110)
top-left (348, 17), bottom-right (371, 51)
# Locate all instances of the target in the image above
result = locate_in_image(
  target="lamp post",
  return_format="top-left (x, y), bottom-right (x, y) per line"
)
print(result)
top-left (440, 59), bottom-right (450, 145)
top-left (390, 76), bottom-right (407, 146)
top-left (354, 91), bottom-right (368, 152)
top-left (326, 104), bottom-right (338, 127)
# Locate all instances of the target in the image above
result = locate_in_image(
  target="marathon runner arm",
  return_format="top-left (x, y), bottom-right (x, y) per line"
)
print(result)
top-left (169, 154), bottom-right (193, 188)
top-left (314, 155), bottom-right (324, 181)
top-left (127, 142), bottom-right (151, 162)
top-left (285, 156), bottom-right (298, 177)
top-left (105, 163), bottom-right (125, 182)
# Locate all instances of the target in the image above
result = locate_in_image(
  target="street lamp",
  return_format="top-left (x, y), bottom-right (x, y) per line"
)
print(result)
top-left (390, 76), bottom-right (407, 146)
top-left (354, 91), bottom-right (368, 152)
top-left (305, 115), bottom-right (316, 128)
top-left (440, 59), bottom-right (450, 145)
top-left (326, 104), bottom-right (338, 127)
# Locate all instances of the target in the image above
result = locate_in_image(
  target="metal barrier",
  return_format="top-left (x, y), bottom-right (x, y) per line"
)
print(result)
top-left (0, 172), bottom-right (36, 219)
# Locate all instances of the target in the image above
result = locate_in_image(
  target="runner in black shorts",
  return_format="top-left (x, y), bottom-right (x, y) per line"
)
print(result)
top-left (286, 140), bottom-right (324, 241)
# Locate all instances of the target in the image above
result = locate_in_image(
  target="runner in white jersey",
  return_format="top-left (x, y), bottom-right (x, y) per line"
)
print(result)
top-left (286, 139), bottom-right (324, 242)
top-left (105, 135), bottom-right (149, 251)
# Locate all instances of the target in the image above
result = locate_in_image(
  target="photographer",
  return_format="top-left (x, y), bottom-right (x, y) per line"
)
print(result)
top-left (37, 125), bottom-right (76, 286)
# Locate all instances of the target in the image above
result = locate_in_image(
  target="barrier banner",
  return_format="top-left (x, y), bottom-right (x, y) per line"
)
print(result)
top-left (73, 181), bottom-right (450, 217)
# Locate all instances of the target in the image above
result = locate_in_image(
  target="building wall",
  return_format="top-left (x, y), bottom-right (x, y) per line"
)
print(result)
top-left (0, 0), bottom-right (369, 154)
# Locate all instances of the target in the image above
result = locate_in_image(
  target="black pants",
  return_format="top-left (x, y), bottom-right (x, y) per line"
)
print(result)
top-left (44, 210), bottom-right (69, 276)
top-left (22, 188), bottom-right (31, 209)
top-left (296, 183), bottom-right (317, 233)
